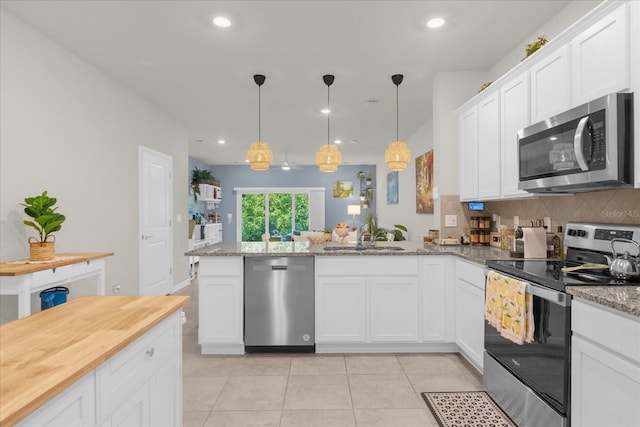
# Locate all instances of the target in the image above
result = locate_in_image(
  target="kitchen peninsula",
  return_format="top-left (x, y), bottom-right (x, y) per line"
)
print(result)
top-left (0, 295), bottom-right (189, 426)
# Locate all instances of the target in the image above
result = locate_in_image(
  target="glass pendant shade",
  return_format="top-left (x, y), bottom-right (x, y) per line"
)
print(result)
top-left (385, 141), bottom-right (411, 171)
top-left (316, 144), bottom-right (341, 172)
top-left (247, 141), bottom-right (273, 171)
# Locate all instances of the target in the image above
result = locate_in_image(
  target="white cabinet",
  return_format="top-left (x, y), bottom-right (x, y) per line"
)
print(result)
top-left (458, 106), bottom-right (479, 201)
top-left (530, 44), bottom-right (571, 123)
top-left (315, 257), bottom-right (423, 349)
top-left (421, 257), bottom-right (455, 343)
top-left (197, 183), bottom-right (222, 203)
top-left (477, 92), bottom-right (501, 199)
top-left (571, 299), bottom-right (640, 427)
top-left (17, 373), bottom-right (95, 427)
top-left (315, 275), bottom-right (366, 342)
top-left (198, 257), bottom-right (244, 354)
top-left (571, 3), bottom-right (630, 105)
top-left (369, 275), bottom-right (420, 342)
top-left (96, 311), bottom-right (182, 427)
top-left (454, 259), bottom-right (485, 372)
top-left (500, 72), bottom-right (532, 199)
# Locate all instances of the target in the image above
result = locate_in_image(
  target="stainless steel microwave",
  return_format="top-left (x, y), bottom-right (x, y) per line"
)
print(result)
top-left (518, 92), bottom-right (634, 193)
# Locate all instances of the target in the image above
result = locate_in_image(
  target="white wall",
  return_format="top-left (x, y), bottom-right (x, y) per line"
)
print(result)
top-left (0, 11), bottom-right (190, 322)
top-left (375, 120), bottom-right (434, 240)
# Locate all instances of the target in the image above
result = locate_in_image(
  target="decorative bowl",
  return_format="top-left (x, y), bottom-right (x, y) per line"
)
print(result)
top-left (334, 227), bottom-right (350, 243)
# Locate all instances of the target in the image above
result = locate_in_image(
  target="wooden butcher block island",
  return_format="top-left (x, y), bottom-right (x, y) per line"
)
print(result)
top-left (0, 295), bottom-right (189, 426)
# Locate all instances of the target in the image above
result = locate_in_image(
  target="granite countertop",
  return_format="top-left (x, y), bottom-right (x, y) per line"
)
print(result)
top-left (186, 241), bottom-right (515, 265)
top-left (567, 286), bottom-right (640, 317)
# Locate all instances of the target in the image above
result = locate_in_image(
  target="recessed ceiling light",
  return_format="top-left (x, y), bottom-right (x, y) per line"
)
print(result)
top-left (321, 108), bottom-right (331, 114)
top-left (218, 139), bottom-right (226, 144)
top-left (334, 139), bottom-right (342, 144)
top-left (350, 139), bottom-right (359, 144)
top-left (426, 17), bottom-right (445, 29)
top-left (212, 16), bottom-right (231, 28)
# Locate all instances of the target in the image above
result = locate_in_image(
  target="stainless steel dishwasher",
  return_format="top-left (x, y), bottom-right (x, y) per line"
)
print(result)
top-left (244, 256), bottom-right (315, 352)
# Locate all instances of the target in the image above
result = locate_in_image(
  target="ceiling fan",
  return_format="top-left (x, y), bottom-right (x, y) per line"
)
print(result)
top-left (281, 153), bottom-right (303, 171)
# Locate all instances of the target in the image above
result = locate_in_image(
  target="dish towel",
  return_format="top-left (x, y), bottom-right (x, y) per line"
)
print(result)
top-left (485, 271), bottom-right (534, 345)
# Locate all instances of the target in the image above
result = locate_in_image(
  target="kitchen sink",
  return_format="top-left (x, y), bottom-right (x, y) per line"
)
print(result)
top-left (323, 246), bottom-right (404, 252)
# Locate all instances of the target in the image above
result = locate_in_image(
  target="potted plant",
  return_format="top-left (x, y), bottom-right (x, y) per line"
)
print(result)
top-left (21, 191), bottom-right (65, 261)
top-left (191, 167), bottom-right (214, 201)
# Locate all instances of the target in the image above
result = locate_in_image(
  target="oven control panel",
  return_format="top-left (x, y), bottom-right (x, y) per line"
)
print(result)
top-left (565, 222), bottom-right (639, 254)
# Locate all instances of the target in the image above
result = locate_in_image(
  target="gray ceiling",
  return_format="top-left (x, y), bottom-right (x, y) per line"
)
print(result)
top-left (1, 0), bottom-right (573, 168)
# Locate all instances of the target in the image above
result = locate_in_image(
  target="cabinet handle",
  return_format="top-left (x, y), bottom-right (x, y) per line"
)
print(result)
top-left (146, 347), bottom-right (155, 357)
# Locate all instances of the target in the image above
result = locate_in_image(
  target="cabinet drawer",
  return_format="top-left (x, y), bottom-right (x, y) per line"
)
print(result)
top-left (456, 260), bottom-right (486, 290)
top-left (572, 299), bottom-right (640, 363)
top-left (96, 312), bottom-right (179, 421)
top-left (32, 265), bottom-right (73, 288)
top-left (72, 259), bottom-right (103, 277)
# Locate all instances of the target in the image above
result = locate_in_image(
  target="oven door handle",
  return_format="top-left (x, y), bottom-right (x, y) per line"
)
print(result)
top-left (485, 269), bottom-right (570, 307)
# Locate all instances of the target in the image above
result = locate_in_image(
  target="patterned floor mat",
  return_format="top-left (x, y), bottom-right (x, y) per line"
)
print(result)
top-left (421, 391), bottom-right (517, 427)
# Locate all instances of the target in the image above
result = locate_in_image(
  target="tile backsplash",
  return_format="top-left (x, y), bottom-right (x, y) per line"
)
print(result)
top-left (440, 188), bottom-right (640, 240)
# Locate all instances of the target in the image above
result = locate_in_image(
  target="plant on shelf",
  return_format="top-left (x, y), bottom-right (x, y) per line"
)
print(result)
top-left (524, 36), bottom-right (548, 59)
top-left (191, 167), bottom-right (214, 201)
top-left (20, 191), bottom-right (66, 260)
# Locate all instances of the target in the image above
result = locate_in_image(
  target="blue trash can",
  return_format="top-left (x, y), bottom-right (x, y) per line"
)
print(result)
top-left (40, 286), bottom-right (69, 311)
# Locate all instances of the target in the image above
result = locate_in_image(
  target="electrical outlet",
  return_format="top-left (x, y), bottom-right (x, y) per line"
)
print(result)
top-left (111, 284), bottom-right (121, 294)
top-left (445, 215), bottom-right (457, 227)
top-left (514, 216), bottom-right (520, 227)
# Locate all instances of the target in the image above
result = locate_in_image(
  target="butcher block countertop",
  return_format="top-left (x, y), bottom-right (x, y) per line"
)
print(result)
top-left (0, 295), bottom-right (189, 426)
top-left (0, 252), bottom-right (114, 276)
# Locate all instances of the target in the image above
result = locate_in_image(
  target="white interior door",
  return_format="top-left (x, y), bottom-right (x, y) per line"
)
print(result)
top-left (139, 146), bottom-right (173, 295)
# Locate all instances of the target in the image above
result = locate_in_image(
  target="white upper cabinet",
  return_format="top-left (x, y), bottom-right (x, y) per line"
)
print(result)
top-left (500, 72), bottom-right (532, 199)
top-left (530, 44), bottom-right (571, 124)
top-left (477, 92), bottom-right (501, 199)
top-left (459, 106), bottom-right (479, 201)
top-left (571, 3), bottom-right (630, 105)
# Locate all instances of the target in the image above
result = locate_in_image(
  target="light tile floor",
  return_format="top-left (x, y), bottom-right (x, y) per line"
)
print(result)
top-left (177, 278), bottom-right (483, 427)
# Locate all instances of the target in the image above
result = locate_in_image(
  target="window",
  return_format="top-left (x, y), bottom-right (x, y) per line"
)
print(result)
top-left (235, 188), bottom-right (325, 242)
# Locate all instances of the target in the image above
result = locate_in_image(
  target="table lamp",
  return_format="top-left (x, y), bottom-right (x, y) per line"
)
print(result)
top-left (347, 204), bottom-right (361, 230)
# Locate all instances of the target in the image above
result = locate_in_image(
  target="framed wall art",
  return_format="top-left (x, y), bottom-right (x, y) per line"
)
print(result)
top-left (333, 180), bottom-right (353, 198)
top-left (387, 171), bottom-right (398, 205)
top-left (415, 150), bottom-right (434, 214)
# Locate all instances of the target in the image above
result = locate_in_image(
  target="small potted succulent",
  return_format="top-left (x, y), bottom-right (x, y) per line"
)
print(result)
top-left (21, 191), bottom-right (65, 261)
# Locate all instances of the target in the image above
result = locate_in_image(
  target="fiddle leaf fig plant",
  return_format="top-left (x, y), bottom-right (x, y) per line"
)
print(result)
top-left (20, 191), bottom-right (65, 243)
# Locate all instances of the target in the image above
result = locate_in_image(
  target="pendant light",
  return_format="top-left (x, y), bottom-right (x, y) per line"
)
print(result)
top-left (246, 74), bottom-right (273, 171)
top-left (316, 74), bottom-right (342, 172)
top-left (385, 74), bottom-right (411, 171)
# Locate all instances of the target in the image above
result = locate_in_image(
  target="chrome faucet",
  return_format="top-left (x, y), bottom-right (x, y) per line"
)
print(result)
top-left (356, 224), bottom-right (367, 249)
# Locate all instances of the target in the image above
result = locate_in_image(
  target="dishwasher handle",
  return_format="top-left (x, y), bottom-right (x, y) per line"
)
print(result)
top-left (271, 265), bottom-right (288, 271)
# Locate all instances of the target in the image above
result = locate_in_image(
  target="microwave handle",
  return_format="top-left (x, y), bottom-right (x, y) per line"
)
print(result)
top-left (573, 116), bottom-right (591, 171)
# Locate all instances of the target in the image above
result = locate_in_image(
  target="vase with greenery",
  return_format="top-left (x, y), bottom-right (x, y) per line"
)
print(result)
top-left (191, 167), bottom-right (214, 201)
top-left (21, 191), bottom-right (65, 260)
top-left (524, 36), bottom-right (548, 59)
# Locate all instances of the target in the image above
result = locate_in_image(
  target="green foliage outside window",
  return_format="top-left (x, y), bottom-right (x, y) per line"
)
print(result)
top-left (241, 192), bottom-right (310, 241)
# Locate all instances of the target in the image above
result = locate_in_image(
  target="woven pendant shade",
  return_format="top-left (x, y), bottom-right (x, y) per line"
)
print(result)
top-left (385, 141), bottom-right (411, 171)
top-left (316, 144), bottom-right (342, 172)
top-left (386, 74), bottom-right (410, 171)
top-left (247, 141), bottom-right (273, 171)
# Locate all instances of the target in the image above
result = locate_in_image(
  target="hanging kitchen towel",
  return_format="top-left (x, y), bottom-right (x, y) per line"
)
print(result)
top-left (485, 271), bottom-right (534, 345)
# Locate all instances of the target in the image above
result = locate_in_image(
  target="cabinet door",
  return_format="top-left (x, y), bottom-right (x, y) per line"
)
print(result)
top-left (459, 106), bottom-right (479, 201)
top-left (572, 3), bottom-right (630, 105)
top-left (455, 260), bottom-right (486, 371)
top-left (315, 276), bottom-right (366, 342)
top-left (530, 44), bottom-right (571, 123)
top-left (500, 72), bottom-right (532, 199)
top-left (199, 274), bottom-right (243, 344)
top-left (17, 373), bottom-right (95, 427)
top-left (571, 335), bottom-right (640, 427)
top-left (109, 383), bottom-right (150, 427)
top-left (421, 257), bottom-right (454, 342)
top-left (149, 356), bottom-right (181, 427)
top-left (369, 276), bottom-right (420, 342)
top-left (477, 92), bottom-right (501, 200)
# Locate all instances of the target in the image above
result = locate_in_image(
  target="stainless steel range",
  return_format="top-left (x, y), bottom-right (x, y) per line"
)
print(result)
top-left (484, 222), bottom-right (640, 427)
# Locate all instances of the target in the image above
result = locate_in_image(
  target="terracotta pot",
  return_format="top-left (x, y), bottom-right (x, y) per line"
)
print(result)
top-left (29, 236), bottom-right (55, 261)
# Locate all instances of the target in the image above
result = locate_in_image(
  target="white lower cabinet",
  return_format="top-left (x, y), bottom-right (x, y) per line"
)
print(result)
top-left (198, 257), bottom-right (244, 354)
top-left (19, 312), bottom-right (183, 427)
top-left (315, 256), bottom-right (454, 352)
top-left (454, 259), bottom-right (486, 372)
top-left (571, 299), bottom-right (640, 427)
top-left (16, 372), bottom-right (95, 427)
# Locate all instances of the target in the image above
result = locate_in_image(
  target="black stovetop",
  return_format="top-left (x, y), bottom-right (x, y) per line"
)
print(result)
top-left (486, 259), bottom-right (638, 293)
